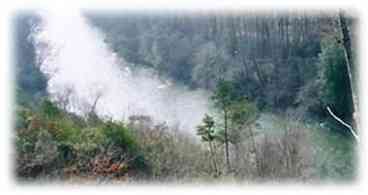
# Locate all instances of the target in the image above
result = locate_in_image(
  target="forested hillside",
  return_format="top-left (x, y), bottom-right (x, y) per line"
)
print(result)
top-left (13, 10), bottom-right (358, 184)
top-left (87, 11), bottom-right (356, 122)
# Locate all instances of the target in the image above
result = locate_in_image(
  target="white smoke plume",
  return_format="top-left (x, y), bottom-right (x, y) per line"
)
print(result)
top-left (31, 11), bottom-right (210, 132)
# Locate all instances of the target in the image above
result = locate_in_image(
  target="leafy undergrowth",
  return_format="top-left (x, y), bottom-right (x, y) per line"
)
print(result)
top-left (14, 99), bottom-right (214, 184)
top-left (14, 100), bottom-right (149, 183)
top-left (14, 100), bottom-right (356, 184)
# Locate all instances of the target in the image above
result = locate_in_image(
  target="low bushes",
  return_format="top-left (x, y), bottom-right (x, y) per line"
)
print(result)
top-left (255, 123), bottom-right (314, 181)
top-left (128, 116), bottom-right (213, 182)
top-left (15, 99), bottom-right (343, 183)
top-left (14, 100), bottom-right (144, 181)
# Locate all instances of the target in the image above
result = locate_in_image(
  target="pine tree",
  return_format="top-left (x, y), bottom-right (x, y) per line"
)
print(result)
top-left (211, 79), bottom-right (235, 173)
top-left (196, 114), bottom-right (218, 176)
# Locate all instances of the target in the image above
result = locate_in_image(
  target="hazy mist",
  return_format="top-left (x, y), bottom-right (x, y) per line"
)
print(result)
top-left (31, 11), bottom-right (210, 132)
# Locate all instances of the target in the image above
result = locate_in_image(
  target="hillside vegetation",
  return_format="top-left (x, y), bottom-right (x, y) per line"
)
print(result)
top-left (13, 10), bottom-right (357, 183)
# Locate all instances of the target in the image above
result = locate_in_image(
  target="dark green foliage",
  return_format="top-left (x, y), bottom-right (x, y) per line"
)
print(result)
top-left (211, 79), bottom-right (237, 110)
top-left (319, 38), bottom-right (353, 122)
top-left (231, 71), bottom-right (263, 107)
top-left (103, 121), bottom-right (137, 152)
top-left (130, 153), bottom-right (148, 170)
top-left (213, 97), bottom-right (258, 145)
top-left (211, 79), bottom-right (258, 128)
top-left (196, 114), bottom-right (215, 142)
top-left (41, 99), bottom-right (60, 119)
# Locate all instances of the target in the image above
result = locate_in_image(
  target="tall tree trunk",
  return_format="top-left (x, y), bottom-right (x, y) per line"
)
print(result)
top-left (208, 140), bottom-right (218, 177)
top-left (213, 141), bottom-right (220, 175)
top-left (249, 127), bottom-right (260, 177)
top-left (252, 58), bottom-right (267, 89)
top-left (338, 10), bottom-right (359, 131)
top-left (224, 109), bottom-right (231, 173)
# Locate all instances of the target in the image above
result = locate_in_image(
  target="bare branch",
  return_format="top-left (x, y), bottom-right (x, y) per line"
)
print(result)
top-left (89, 92), bottom-right (103, 116)
top-left (326, 106), bottom-right (359, 142)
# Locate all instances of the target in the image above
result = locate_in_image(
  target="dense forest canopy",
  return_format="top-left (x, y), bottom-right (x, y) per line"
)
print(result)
top-left (13, 10), bottom-right (357, 183)
top-left (85, 11), bottom-right (356, 123)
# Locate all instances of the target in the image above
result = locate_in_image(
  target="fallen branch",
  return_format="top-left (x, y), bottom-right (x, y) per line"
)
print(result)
top-left (326, 106), bottom-right (359, 142)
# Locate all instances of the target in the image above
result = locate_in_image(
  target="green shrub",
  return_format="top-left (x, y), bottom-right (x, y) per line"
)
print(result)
top-left (103, 121), bottom-right (137, 152)
top-left (73, 127), bottom-right (105, 154)
top-left (14, 107), bottom-right (31, 130)
top-left (41, 99), bottom-right (61, 119)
